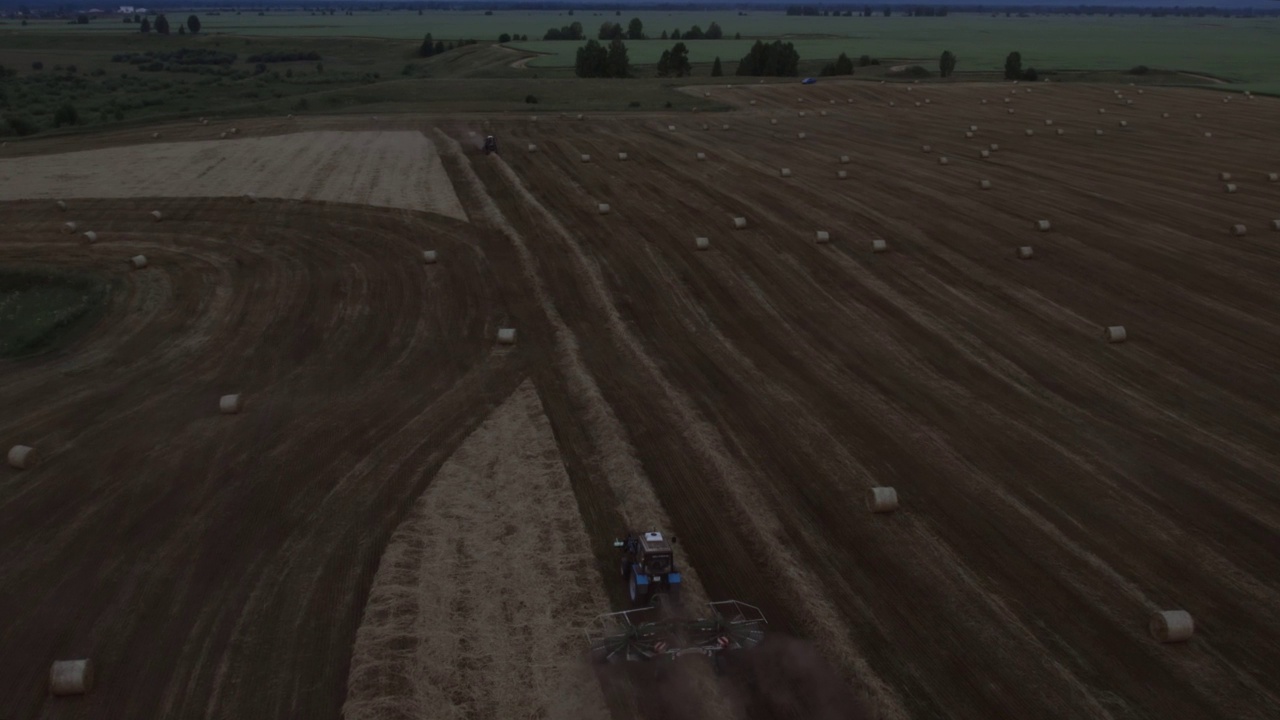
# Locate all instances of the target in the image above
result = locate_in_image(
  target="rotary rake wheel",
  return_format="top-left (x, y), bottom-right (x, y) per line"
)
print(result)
top-left (587, 607), bottom-right (677, 663)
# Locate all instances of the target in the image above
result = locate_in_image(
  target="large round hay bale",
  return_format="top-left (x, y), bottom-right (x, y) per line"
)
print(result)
top-left (244, 192), bottom-right (257, 203)
top-left (798, 111), bottom-right (806, 117)
top-left (839, 155), bottom-right (850, 164)
top-left (1162, 112), bottom-right (1170, 118)
top-left (150, 210), bottom-right (163, 222)
top-left (980, 179), bottom-right (992, 190)
top-left (695, 237), bottom-right (710, 251)
top-left (1056, 128), bottom-right (1065, 136)
top-left (866, 487), bottom-right (898, 513)
top-left (1096, 129), bottom-right (1105, 136)
top-left (1270, 219), bottom-right (1280, 231)
top-left (1098, 108), bottom-right (1106, 114)
top-left (7, 445), bottom-right (37, 469)
top-left (938, 157), bottom-right (949, 165)
top-left (969, 125), bottom-right (978, 132)
top-left (527, 143), bottom-right (537, 153)
top-left (1007, 108), bottom-right (1015, 114)
top-left (1119, 120), bottom-right (1129, 128)
top-left (815, 231), bottom-right (830, 243)
top-left (980, 149), bottom-right (990, 158)
top-left (1225, 183), bottom-right (1237, 194)
top-left (219, 394), bottom-right (243, 414)
top-left (1231, 224), bottom-right (1247, 236)
top-left (921, 144), bottom-right (932, 152)
top-left (797, 132), bottom-right (806, 139)
top-left (50, 660), bottom-right (93, 695)
top-left (1204, 132), bottom-right (1213, 138)
top-left (56, 200), bottom-right (67, 211)
top-left (62, 221), bottom-right (77, 234)
top-left (696, 152), bottom-right (707, 161)
top-left (1218, 172), bottom-right (1232, 181)
top-left (1044, 119), bottom-right (1054, 126)
top-left (1149, 610), bottom-right (1194, 643)
top-left (990, 143), bottom-right (999, 151)
top-left (837, 170), bottom-right (848, 179)
top-left (780, 168), bottom-right (792, 177)
top-left (580, 154), bottom-right (591, 163)
top-left (83, 231), bottom-right (97, 243)
top-left (1017, 246), bottom-right (1034, 259)
top-left (1103, 326), bottom-right (1127, 343)
top-left (598, 203), bottom-right (611, 214)
top-left (1036, 220), bottom-right (1051, 232)
top-left (733, 216), bottom-right (747, 229)
top-left (422, 250), bottom-right (438, 264)
top-left (1266, 173), bottom-right (1278, 182)
top-left (130, 255), bottom-right (148, 269)
top-left (1025, 129), bottom-right (1034, 136)
top-left (497, 328), bottom-right (517, 345)
top-left (871, 239), bottom-right (888, 253)
top-left (617, 152), bottom-right (628, 161)
top-left (966, 131), bottom-right (975, 139)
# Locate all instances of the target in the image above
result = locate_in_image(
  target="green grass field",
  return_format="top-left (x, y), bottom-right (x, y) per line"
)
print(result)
top-left (1, 10), bottom-right (1275, 138)
top-left (0, 269), bottom-right (111, 357)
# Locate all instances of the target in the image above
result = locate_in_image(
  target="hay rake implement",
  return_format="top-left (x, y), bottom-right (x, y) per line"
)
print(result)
top-left (586, 600), bottom-right (767, 672)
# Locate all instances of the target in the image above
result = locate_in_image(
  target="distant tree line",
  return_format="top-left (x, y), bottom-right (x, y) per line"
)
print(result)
top-left (247, 51), bottom-right (322, 63)
top-left (418, 34), bottom-right (479, 57)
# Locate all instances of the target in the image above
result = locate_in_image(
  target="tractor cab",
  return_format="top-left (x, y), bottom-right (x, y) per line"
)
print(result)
top-left (483, 135), bottom-right (498, 154)
top-left (616, 531), bottom-right (682, 606)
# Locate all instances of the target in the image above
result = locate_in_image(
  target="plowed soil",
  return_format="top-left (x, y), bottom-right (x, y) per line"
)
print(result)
top-left (2, 82), bottom-right (1279, 720)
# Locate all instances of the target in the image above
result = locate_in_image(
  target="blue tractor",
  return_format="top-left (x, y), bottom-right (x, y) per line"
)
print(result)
top-left (615, 530), bottom-right (682, 606)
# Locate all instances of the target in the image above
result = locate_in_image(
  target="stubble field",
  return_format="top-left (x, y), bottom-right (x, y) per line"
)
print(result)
top-left (1, 80), bottom-right (1278, 720)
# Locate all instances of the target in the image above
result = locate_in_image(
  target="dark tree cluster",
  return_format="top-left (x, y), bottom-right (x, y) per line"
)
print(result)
top-left (543, 21), bottom-right (584, 41)
top-left (656, 42), bottom-right (691, 78)
top-left (819, 52), bottom-right (855, 77)
top-left (735, 40), bottom-right (800, 77)
top-left (574, 38), bottom-right (629, 78)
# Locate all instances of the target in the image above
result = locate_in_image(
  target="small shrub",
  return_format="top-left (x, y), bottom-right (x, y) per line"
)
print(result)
top-left (1127, 65), bottom-right (1150, 75)
top-left (3, 115), bottom-right (39, 136)
top-left (525, 94), bottom-right (538, 104)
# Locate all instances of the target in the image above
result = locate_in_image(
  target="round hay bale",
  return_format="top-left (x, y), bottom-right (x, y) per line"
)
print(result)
top-left (1150, 611), bottom-right (1194, 643)
top-left (1225, 183), bottom-right (1237, 193)
top-left (798, 111), bottom-right (806, 117)
top-left (1162, 112), bottom-right (1170, 118)
top-left (130, 255), bottom-right (148, 269)
top-left (1119, 120), bottom-right (1129, 127)
top-left (56, 200), bottom-right (68, 211)
top-left (618, 152), bottom-right (628, 161)
top-left (598, 203), bottom-right (611, 214)
top-left (422, 250), bottom-right (438, 264)
top-left (733, 216), bottom-right (747, 229)
top-left (970, 125), bottom-right (978, 132)
top-left (980, 179), bottom-right (992, 190)
top-left (695, 237), bottom-right (710, 251)
top-left (1056, 128), bottom-right (1065, 135)
top-left (667, 125), bottom-right (676, 131)
top-left (770, 119), bottom-right (778, 125)
top-left (1017, 246), bottom-right (1034, 259)
top-left (527, 143), bottom-right (537, 152)
top-left (1004, 97), bottom-right (1011, 104)
top-left (721, 124), bottom-right (730, 131)
top-left (1103, 326), bottom-right (1127, 343)
top-left (1270, 219), bottom-right (1280, 231)
top-left (830, 100), bottom-right (836, 105)
top-left (531, 116), bottom-right (538, 122)
top-left (497, 328), bottom-right (517, 345)
top-left (980, 150), bottom-right (990, 158)
top-left (151, 132), bottom-right (159, 139)
top-left (780, 168), bottom-right (792, 177)
top-left (907, 86), bottom-right (913, 92)
top-left (580, 154), bottom-right (591, 163)
top-left (83, 231), bottom-right (97, 243)
top-left (990, 143), bottom-right (1000, 151)
top-left (749, 100), bottom-right (757, 105)
top-left (839, 155), bottom-right (850, 164)
top-left (1204, 132), bottom-right (1213, 138)
top-left (1126, 99), bottom-right (1134, 105)
top-left (965, 131), bottom-right (974, 139)
top-left (201, 119), bottom-right (208, 125)
top-left (1219, 172), bottom-right (1233, 181)
top-left (1195, 113), bottom-right (1203, 118)
top-left (1269, 173), bottom-right (1279, 182)
top-left (150, 210), bottom-right (162, 222)
top-left (915, 102), bottom-right (922, 108)
top-left (938, 157), bottom-right (949, 165)
top-left (921, 144), bottom-right (932, 153)
top-left (1007, 108), bottom-right (1015, 114)
top-left (696, 152), bottom-right (707, 161)
top-left (815, 231), bottom-right (830, 243)
top-left (866, 487), bottom-right (898, 513)
top-left (50, 660), bottom-right (93, 695)
top-left (220, 132), bottom-right (227, 139)
top-left (701, 123), bottom-right (709, 131)
top-left (1044, 119), bottom-right (1054, 126)
top-left (1138, 89), bottom-right (1144, 94)
top-left (219, 394), bottom-right (243, 414)
top-left (62, 221), bottom-right (77, 234)
top-left (797, 132), bottom-right (806, 139)
top-left (1223, 97), bottom-right (1230, 103)
top-left (981, 99), bottom-right (988, 104)
top-left (888, 101), bottom-right (895, 107)
top-left (1231, 224), bottom-right (1247, 236)
top-left (1098, 108), bottom-right (1106, 114)
top-left (871, 239), bottom-right (888, 253)
top-left (837, 170), bottom-right (848, 180)
top-left (924, 98), bottom-right (931, 105)
top-left (7, 445), bottom-right (37, 470)
top-left (244, 192), bottom-right (258, 203)
top-left (229, 128), bottom-right (238, 134)
top-left (1096, 129), bottom-right (1105, 136)
top-left (1036, 220), bottom-right (1052, 232)
top-left (1025, 129), bottom-right (1034, 136)
top-left (820, 110), bottom-right (828, 116)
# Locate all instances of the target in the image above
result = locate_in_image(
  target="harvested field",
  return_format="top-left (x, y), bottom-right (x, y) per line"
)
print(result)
top-left (2, 81), bottom-right (1279, 720)
top-left (344, 380), bottom-right (610, 720)
top-left (0, 130), bottom-right (466, 221)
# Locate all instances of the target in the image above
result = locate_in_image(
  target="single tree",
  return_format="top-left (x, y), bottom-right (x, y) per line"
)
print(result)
top-left (1004, 51), bottom-right (1022, 80)
top-left (499, 33), bottom-right (511, 43)
top-left (711, 56), bottom-right (723, 76)
top-left (574, 39), bottom-right (607, 77)
top-left (605, 37), bottom-right (630, 78)
top-left (420, 33), bottom-right (434, 57)
top-left (140, 17), bottom-right (151, 33)
top-left (660, 30), bottom-right (668, 40)
top-left (178, 25), bottom-right (185, 35)
top-left (940, 50), bottom-right (956, 78)
top-left (834, 52), bottom-right (854, 75)
top-left (705, 21), bottom-right (723, 39)
top-left (155, 14), bottom-right (170, 35)
top-left (187, 14), bottom-right (200, 34)
top-left (627, 17), bottom-right (643, 40)
top-left (685, 25), bottom-right (703, 40)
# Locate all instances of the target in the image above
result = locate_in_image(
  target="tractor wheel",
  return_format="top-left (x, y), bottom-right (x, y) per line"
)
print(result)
top-left (628, 572), bottom-right (639, 604)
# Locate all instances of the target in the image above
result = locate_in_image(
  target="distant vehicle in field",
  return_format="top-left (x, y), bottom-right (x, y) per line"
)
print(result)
top-left (802, 77), bottom-right (817, 84)
top-left (483, 135), bottom-right (498, 154)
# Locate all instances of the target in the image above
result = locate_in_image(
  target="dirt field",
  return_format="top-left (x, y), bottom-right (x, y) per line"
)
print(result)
top-left (0, 130), bottom-right (466, 221)
top-left (2, 81), bottom-right (1279, 720)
